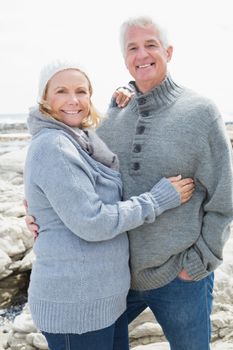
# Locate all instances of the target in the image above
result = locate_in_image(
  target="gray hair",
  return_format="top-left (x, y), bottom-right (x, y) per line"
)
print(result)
top-left (119, 16), bottom-right (170, 57)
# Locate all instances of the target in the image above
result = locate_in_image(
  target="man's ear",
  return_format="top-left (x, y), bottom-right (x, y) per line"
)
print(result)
top-left (166, 46), bottom-right (173, 62)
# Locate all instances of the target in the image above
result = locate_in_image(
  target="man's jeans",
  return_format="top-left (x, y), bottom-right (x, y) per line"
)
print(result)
top-left (114, 273), bottom-right (214, 350)
top-left (42, 323), bottom-right (115, 350)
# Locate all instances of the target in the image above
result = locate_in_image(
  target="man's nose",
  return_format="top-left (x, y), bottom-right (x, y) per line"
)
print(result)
top-left (136, 47), bottom-right (149, 58)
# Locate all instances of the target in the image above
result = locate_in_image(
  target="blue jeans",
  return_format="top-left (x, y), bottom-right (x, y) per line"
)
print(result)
top-left (42, 323), bottom-right (115, 350)
top-left (113, 273), bottom-right (214, 350)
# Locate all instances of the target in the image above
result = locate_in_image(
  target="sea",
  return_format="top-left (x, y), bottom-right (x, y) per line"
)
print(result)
top-left (1, 111), bottom-right (233, 128)
top-left (0, 114), bottom-right (29, 156)
top-left (1, 111), bottom-right (233, 125)
top-left (0, 113), bottom-right (27, 130)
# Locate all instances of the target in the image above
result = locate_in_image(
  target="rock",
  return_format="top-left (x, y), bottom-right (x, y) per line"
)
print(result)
top-left (133, 343), bottom-right (169, 350)
top-left (0, 147), bottom-right (28, 177)
top-left (13, 312), bottom-right (37, 334)
top-left (0, 250), bottom-right (12, 278)
top-left (26, 333), bottom-right (48, 350)
top-left (132, 341), bottom-right (233, 349)
top-left (130, 323), bottom-right (163, 339)
top-left (0, 145), bottom-right (35, 311)
top-left (19, 250), bottom-right (35, 272)
top-left (4, 305), bottom-right (43, 350)
top-left (0, 236), bottom-right (25, 258)
top-left (0, 273), bottom-right (29, 308)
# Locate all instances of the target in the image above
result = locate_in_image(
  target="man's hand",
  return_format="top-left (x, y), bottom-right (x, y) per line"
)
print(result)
top-left (113, 87), bottom-right (134, 108)
top-left (23, 199), bottom-right (39, 240)
top-left (178, 269), bottom-right (193, 281)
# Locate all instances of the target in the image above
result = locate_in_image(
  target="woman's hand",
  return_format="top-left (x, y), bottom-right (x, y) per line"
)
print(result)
top-left (23, 199), bottom-right (39, 240)
top-left (168, 175), bottom-right (195, 204)
top-left (113, 87), bottom-right (134, 108)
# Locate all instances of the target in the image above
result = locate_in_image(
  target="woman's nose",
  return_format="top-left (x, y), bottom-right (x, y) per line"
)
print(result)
top-left (68, 94), bottom-right (79, 103)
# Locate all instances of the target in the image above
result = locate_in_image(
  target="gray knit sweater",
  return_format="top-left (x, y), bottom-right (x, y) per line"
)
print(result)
top-left (98, 75), bottom-right (233, 290)
top-left (24, 107), bottom-right (180, 333)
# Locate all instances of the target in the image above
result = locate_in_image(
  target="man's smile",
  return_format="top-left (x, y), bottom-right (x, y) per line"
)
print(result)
top-left (136, 63), bottom-right (155, 69)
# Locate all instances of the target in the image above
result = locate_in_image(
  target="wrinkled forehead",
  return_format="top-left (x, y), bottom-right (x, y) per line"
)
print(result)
top-left (125, 25), bottom-right (161, 46)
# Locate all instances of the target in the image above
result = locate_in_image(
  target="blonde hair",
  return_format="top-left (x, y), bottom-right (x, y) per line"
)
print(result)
top-left (39, 68), bottom-right (101, 129)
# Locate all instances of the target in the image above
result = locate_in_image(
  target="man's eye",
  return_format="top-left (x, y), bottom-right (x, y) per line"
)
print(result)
top-left (128, 47), bottom-right (136, 51)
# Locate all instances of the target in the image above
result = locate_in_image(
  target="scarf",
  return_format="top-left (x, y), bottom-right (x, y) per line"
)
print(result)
top-left (27, 106), bottom-right (119, 171)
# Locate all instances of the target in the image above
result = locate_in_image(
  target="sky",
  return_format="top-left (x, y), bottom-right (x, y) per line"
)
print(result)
top-left (1, 0), bottom-right (233, 121)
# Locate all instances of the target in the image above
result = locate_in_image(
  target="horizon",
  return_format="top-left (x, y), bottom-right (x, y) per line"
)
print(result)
top-left (0, 111), bottom-right (233, 124)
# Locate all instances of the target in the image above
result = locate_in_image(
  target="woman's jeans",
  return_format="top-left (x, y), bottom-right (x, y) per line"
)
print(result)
top-left (42, 323), bottom-right (116, 350)
top-left (114, 273), bottom-right (214, 350)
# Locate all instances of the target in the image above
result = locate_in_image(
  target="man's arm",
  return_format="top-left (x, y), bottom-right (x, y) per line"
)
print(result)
top-left (183, 116), bottom-right (233, 280)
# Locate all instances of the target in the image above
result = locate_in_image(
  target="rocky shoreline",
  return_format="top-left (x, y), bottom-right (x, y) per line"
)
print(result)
top-left (0, 124), bottom-right (232, 349)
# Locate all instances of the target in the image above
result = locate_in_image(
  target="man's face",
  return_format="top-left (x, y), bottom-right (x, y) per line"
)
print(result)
top-left (124, 25), bottom-right (173, 93)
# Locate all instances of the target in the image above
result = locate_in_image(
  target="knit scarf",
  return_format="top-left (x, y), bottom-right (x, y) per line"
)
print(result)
top-left (27, 106), bottom-right (119, 171)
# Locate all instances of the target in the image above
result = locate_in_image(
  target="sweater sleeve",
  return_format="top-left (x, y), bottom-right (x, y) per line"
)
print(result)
top-left (31, 134), bottom-right (180, 242)
top-left (183, 116), bottom-right (233, 280)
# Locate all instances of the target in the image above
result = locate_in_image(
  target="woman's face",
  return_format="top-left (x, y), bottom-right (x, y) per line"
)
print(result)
top-left (45, 69), bottom-right (91, 128)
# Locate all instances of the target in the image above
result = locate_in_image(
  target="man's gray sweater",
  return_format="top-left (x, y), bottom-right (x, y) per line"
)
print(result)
top-left (98, 75), bottom-right (233, 290)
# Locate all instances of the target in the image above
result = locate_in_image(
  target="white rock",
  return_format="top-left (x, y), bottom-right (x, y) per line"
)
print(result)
top-left (8, 261), bottom-right (22, 271)
top-left (132, 342), bottom-right (233, 350)
top-left (130, 322), bottom-right (163, 339)
top-left (0, 237), bottom-right (25, 257)
top-left (13, 332), bottom-right (27, 339)
top-left (26, 333), bottom-right (48, 350)
top-left (4, 205), bottom-right (26, 217)
top-left (132, 342), bottom-right (169, 350)
top-left (19, 249), bottom-right (36, 272)
top-left (0, 248), bottom-right (12, 278)
top-left (0, 147), bottom-right (28, 175)
top-left (11, 177), bottom-right (24, 186)
top-left (25, 345), bottom-right (37, 350)
top-left (13, 313), bottom-right (38, 333)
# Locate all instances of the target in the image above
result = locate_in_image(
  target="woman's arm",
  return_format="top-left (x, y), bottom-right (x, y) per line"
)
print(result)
top-left (24, 134), bottom-right (194, 242)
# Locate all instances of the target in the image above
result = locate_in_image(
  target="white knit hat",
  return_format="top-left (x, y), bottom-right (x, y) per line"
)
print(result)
top-left (38, 60), bottom-right (86, 102)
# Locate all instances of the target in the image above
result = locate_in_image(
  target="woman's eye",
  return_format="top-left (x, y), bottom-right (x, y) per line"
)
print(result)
top-left (56, 89), bottom-right (65, 94)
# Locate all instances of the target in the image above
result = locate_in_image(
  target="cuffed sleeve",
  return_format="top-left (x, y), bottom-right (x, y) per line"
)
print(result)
top-left (149, 177), bottom-right (181, 215)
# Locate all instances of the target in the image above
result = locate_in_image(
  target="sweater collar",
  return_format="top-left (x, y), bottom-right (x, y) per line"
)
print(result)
top-left (129, 74), bottom-right (183, 112)
top-left (27, 106), bottom-right (120, 171)
top-left (28, 106), bottom-right (91, 150)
